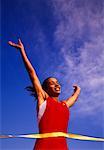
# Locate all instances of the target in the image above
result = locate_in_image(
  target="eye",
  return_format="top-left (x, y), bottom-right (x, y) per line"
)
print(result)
top-left (49, 82), bottom-right (54, 85)
top-left (56, 82), bottom-right (61, 87)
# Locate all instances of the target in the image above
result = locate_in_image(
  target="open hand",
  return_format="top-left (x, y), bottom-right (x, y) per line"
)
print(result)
top-left (8, 39), bottom-right (24, 50)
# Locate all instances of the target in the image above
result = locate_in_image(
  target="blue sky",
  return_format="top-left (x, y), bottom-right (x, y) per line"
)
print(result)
top-left (1, 0), bottom-right (104, 149)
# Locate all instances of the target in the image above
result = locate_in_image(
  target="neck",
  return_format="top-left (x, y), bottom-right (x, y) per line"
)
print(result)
top-left (51, 96), bottom-right (59, 101)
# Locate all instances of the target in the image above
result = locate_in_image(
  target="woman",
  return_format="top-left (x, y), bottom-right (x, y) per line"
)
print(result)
top-left (8, 39), bottom-right (81, 150)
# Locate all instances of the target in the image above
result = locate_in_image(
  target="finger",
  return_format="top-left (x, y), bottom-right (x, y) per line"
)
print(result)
top-left (8, 41), bottom-right (13, 45)
top-left (18, 38), bottom-right (22, 44)
top-left (73, 85), bottom-right (81, 91)
top-left (8, 41), bottom-right (19, 48)
top-left (8, 41), bottom-right (16, 46)
top-left (73, 84), bottom-right (77, 87)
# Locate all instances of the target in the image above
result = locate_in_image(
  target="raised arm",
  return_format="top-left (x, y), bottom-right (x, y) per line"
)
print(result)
top-left (64, 84), bottom-right (81, 108)
top-left (8, 39), bottom-right (48, 106)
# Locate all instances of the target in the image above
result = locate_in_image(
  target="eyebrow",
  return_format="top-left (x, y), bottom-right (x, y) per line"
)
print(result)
top-left (48, 80), bottom-right (59, 84)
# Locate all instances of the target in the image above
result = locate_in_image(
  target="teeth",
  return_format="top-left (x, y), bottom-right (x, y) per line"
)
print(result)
top-left (55, 88), bottom-right (60, 90)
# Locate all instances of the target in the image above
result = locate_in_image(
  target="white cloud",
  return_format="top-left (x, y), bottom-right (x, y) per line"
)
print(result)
top-left (51, 0), bottom-right (104, 116)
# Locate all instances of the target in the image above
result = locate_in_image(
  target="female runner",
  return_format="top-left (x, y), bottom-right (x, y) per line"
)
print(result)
top-left (8, 39), bottom-right (81, 150)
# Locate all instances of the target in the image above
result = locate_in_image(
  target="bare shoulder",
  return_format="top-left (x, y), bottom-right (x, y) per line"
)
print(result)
top-left (61, 99), bottom-right (68, 105)
top-left (61, 99), bottom-right (70, 108)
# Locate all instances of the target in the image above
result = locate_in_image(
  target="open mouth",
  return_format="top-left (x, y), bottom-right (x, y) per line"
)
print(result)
top-left (55, 87), bottom-right (61, 91)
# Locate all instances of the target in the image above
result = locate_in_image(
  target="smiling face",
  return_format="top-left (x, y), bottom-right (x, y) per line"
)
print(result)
top-left (46, 78), bottom-right (61, 97)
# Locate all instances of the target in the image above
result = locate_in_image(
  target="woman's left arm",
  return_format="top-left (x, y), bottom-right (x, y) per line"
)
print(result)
top-left (64, 84), bottom-right (81, 108)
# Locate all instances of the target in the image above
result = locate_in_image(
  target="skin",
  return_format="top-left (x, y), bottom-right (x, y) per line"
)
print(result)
top-left (45, 77), bottom-right (61, 100)
top-left (44, 77), bottom-right (81, 107)
top-left (8, 39), bottom-right (81, 108)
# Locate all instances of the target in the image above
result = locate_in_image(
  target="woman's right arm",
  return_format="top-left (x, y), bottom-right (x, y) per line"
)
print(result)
top-left (8, 39), bottom-right (48, 106)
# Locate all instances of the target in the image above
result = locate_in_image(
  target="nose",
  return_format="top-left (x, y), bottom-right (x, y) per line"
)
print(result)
top-left (55, 84), bottom-right (60, 88)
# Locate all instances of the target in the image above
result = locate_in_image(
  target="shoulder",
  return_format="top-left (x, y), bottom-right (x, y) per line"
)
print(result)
top-left (61, 100), bottom-right (69, 108)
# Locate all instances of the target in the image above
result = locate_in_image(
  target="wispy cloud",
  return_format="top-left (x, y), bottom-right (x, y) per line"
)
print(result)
top-left (51, 0), bottom-right (104, 116)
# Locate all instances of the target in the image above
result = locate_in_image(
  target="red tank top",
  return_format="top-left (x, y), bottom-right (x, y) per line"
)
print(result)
top-left (34, 97), bottom-right (70, 150)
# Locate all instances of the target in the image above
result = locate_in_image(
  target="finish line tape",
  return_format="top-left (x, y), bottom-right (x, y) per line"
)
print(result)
top-left (0, 132), bottom-right (104, 142)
